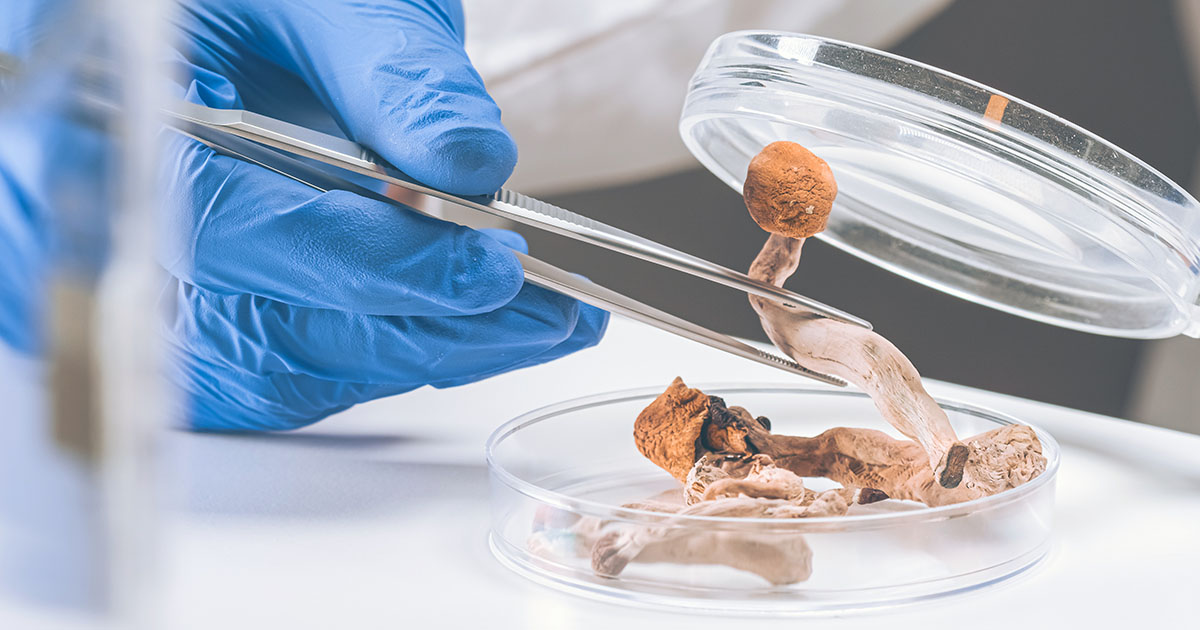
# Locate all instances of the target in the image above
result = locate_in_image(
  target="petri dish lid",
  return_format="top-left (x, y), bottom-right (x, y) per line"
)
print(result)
top-left (680, 31), bottom-right (1200, 339)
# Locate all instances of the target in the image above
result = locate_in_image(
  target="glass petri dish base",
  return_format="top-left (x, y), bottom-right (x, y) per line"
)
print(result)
top-left (487, 384), bottom-right (1059, 614)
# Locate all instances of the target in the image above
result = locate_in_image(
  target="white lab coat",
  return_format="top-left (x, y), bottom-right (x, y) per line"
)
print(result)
top-left (463, 0), bottom-right (952, 195)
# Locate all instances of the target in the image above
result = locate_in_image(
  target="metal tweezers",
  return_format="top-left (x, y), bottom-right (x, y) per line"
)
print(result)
top-left (163, 101), bottom-right (870, 386)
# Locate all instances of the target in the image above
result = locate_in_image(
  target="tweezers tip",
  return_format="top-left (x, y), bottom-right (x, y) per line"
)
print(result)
top-left (754, 348), bottom-right (847, 387)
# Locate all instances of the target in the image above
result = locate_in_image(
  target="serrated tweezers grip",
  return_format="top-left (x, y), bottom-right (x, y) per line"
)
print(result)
top-left (493, 189), bottom-right (600, 231)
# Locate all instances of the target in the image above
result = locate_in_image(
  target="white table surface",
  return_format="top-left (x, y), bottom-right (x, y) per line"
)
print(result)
top-left (148, 316), bottom-right (1200, 629)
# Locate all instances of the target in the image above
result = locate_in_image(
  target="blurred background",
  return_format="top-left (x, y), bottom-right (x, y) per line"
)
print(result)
top-left (468, 0), bottom-right (1200, 435)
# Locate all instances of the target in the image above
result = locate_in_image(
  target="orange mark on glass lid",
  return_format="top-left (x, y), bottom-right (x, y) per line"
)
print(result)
top-left (984, 94), bottom-right (1009, 125)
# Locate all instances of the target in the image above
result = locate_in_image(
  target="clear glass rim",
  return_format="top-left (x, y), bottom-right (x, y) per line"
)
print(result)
top-left (485, 382), bottom-right (1060, 532)
top-left (691, 29), bottom-right (1191, 194)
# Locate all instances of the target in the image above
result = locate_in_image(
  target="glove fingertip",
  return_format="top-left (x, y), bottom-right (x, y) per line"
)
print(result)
top-left (561, 275), bottom-right (608, 347)
top-left (446, 229), bottom-right (525, 314)
top-left (425, 125), bottom-right (518, 196)
top-left (478, 228), bottom-right (528, 254)
top-left (573, 304), bottom-right (610, 349)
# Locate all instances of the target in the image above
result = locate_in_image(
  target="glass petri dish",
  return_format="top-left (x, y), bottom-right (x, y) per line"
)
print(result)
top-left (487, 384), bottom-right (1059, 614)
top-left (680, 31), bottom-right (1200, 339)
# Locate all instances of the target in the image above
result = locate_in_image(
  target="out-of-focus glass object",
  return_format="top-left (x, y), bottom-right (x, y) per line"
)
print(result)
top-left (488, 384), bottom-right (1059, 613)
top-left (0, 0), bottom-right (166, 627)
top-left (681, 31), bottom-right (1200, 339)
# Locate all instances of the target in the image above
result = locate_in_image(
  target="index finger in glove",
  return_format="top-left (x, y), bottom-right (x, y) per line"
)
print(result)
top-left (167, 277), bottom-right (604, 386)
top-left (161, 132), bottom-right (523, 316)
top-left (239, 0), bottom-right (517, 195)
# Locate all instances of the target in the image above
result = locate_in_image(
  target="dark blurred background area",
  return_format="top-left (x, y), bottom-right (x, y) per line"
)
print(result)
top-left (519, 0), bottom-right (1200, 430)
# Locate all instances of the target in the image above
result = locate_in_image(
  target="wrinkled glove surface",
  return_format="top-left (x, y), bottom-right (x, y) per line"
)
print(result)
top-left (1, 0), bottom-right (608, 431)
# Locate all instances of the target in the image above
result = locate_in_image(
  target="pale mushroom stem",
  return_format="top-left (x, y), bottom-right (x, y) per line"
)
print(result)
top-left (590, 497), bottom-right (817, 585)
top-left (748, 234), bottom-right (969, 487)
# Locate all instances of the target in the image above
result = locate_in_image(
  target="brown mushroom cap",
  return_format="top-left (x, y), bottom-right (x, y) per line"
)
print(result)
top-left (633, 377), bottom-right (711, 481)
top-left (742, 141), bottom-right (837, 238)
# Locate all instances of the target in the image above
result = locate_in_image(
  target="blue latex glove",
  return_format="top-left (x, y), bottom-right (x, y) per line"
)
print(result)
top-left (1, 0), bottom-right (608, 431)
top-left (163, 0), bottom-right (609, 430)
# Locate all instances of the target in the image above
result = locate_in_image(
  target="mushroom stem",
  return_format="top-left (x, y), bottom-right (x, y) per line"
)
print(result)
top-left (593, 524), bottom-right (815, 586)
top-left (530, 497), bottom-right (822, 586)
top-left (751, 428), bottom-right (968, 506)
top-left (689, 452), bottom-right (888, 506)
top-left (748, 234), bottom-right (968, 487)
top-left (695, 389), bottom-right (971, 505)
top-left (590, 497), bottom-right (818, 584)
top-left (590, 492), bottom-right (875, 585)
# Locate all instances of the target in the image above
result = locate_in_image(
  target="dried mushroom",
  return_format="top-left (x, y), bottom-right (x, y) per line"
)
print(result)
top-left (636, 378), bottom-right (1042, 506)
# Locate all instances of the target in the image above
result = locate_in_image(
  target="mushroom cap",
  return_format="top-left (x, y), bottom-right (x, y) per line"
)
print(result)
top-left (743, 141), bottom-right (837, 238)
top-left (634, 377), bottom-right (711, 481)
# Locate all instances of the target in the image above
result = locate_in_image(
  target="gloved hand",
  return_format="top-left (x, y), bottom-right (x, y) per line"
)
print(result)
top-left (160, 0), bottom-right (608, 430)
top-left (0, 0), bottom-right (608, 431)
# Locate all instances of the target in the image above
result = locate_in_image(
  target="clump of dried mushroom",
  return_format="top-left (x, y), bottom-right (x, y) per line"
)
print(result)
top-left (634, 377), bottom-right (1043, 508)
top-left (527, 141), bottom-right (1048, 585)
